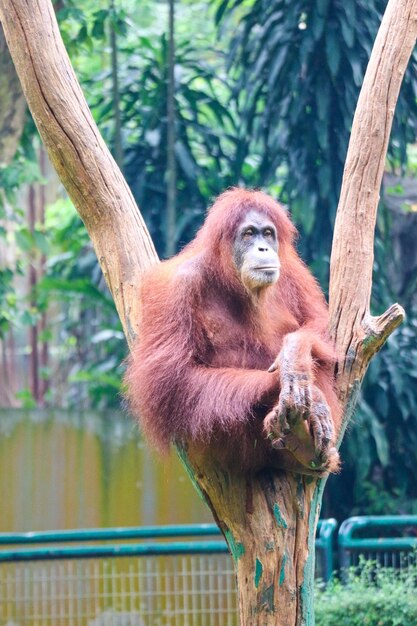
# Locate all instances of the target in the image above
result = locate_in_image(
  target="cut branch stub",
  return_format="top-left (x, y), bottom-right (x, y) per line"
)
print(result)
top-left (362, 304), bottom-right (406, 358)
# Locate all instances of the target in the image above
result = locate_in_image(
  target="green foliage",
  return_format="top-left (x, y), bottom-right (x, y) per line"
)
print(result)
top-left (38, 198), bottom-right (125, 408)
top-left (315, 564), bottom-right (417, 626)
top-left (0, 129), bottom-right (43, 339)
top-left (57, 0), bottom-right (243, 256)
top-left (57, 1), bottom-right (127, 56)
top-left (88, 32), bottom-right (237, 254)
top-left (216, 0), bottom-right (417, 275)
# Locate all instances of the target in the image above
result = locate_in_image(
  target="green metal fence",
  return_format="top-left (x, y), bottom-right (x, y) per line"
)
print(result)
top-left (0, 521), bottom-right (336, 625)
top-left (315, 518), bottom-right (337, 582)
top-left (338, 515), bottom-right (417, 574)
top-left (0, 526), bottom-right (234, 626)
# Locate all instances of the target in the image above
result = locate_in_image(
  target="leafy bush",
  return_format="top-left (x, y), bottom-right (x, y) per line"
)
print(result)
top-left (316, 565), bottom-right (417, 626)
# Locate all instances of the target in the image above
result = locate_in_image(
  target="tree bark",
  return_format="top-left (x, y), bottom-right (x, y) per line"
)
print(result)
top-left (328, 0), bottom-right (414, 409)
top-left (0, 0), bottom-right (415, 624)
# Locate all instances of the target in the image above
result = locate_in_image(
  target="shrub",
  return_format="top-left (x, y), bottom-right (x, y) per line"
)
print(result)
top-left (315, 563), bottom-right (417, 626)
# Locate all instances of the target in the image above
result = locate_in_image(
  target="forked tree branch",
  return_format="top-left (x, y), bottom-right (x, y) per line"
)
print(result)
top-left (1, 0), bottom-right (415, 368)
top-left (329, 0), bottom-right (417, 416)
top-left (1, 0), bottom-right (416, 623)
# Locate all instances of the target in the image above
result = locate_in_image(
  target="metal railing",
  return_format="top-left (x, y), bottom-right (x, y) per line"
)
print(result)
top-left (4, 515), bottom-right (417, 624)
top-left (0, 525), bottom-right (234, 626)
top-left (0, 521), bottom-right (337, 625)
top-left (0, 524), bottom-right (229, 563)
top-left (339, 515), bottom-right (417, 574)
top-left (315, 518), bottom-right (337, 582)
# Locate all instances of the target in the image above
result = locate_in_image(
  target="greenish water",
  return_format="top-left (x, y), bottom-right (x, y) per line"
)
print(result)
top-left (0, 409), bottom-right (211, 532)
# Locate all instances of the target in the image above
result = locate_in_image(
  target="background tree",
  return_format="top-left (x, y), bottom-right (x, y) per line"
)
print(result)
top-left (0, 26), bottom-right (26, 166)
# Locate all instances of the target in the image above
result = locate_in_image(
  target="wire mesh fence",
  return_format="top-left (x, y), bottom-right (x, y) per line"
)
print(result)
top-left (0, 520), bottom-right (338, 624)
top-left (338, 515), bottom-right (417, 582)
top-left (343, 550), bottom-right (417, 570)
top-left (3, 516), bottom-right (417, 623)
top-left (0, 554), bottom-right (238, 626)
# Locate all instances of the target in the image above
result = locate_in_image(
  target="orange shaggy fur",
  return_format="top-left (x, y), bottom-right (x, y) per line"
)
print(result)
top-left (125, 189), bottom-right (341, 472)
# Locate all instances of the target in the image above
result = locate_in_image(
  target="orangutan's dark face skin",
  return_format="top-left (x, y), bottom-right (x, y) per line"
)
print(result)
top-left (233, 210), bottom-right (280, 292)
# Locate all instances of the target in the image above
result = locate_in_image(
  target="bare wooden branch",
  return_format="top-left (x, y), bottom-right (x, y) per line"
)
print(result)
top-left (0, 0), bottom-right (158, 344)
top-left (329, 0), bottom-right (416, 410)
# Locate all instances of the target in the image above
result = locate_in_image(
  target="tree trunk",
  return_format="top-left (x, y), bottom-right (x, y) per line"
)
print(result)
top-left (179, 446), bottom-right (320, 624)
top-left (0, 0), bottom-right (415, 623)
